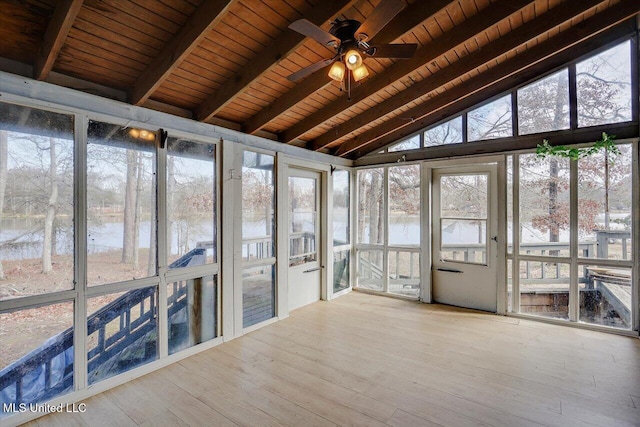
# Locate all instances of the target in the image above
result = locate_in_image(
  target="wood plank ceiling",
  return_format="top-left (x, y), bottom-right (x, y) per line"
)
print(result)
top-left (1, 0), bottom-right (638, 159)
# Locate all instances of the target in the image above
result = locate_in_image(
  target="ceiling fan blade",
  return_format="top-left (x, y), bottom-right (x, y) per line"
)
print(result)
top-left (289, 19), bottom-right (340, 47)
top-left (356, 0), bottom-right (406, 41)
top-left (287, 58), bottom-right (335, 82)
top-left (367, 43), bottom-right (418, 58)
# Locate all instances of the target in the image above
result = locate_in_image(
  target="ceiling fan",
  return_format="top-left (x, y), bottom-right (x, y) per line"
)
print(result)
top-left (287, 0), bottom-right (417, 84)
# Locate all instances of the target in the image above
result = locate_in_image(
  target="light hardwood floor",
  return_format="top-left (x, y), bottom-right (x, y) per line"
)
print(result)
top-left (26, 292), bottom-right (640, 427)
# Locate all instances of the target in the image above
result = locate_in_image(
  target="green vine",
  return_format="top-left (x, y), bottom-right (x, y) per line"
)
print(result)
top-left (535, 132), bottom-right (620, 161)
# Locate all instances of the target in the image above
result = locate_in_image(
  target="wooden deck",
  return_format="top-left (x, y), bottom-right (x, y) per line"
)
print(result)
top-left (26, 292), bottom-right (640, 427)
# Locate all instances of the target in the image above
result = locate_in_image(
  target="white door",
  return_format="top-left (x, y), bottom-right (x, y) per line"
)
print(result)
top-left (288, 169), bottom-right (322, 311)
top-left (432, 165), bottom-right (498, 312)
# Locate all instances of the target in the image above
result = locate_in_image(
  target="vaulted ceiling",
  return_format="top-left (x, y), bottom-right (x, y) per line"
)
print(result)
top-left (1, 0), bottom-right (638, 159)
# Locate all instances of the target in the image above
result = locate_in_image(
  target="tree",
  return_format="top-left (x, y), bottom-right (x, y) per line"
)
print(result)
top-left (42, 137), bottom-right (57, 273)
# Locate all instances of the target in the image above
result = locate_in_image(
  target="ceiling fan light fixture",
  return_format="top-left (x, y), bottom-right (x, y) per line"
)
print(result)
top-left (352, 64), bottom-right (369, 82)
top-left (345, 49), bottom-right (362, 70)
top-left (328, 61), bottom-right (346, 82)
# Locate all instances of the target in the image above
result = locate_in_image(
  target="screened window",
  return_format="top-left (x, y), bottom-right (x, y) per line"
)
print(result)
top-left (167, 138), bottom-right (216, 268)
top-left (577, 41), bottom-right (632, 127)
top-left (518, 155), bottom-right (570, 257)
top-left (468, 95), bottom-right (513, 141)
top-left (388, 165), bottom-right (420, 245)
top-left (0, 102), bottom-right (74, 300)
top-left (518, 69), bottom-right (570, 135)
top-left (87, 287), bottom-right (158, 384)
top-left (424, 116), bottom-right (463, 147)
top-left (332, 170), bottom-right (350, 247)
top-left (87, 121), bottom-right (157, 285)
top-left (242, 151), bottom-right (276, 327)
top-left (357, 168), bottom-right (384, 245)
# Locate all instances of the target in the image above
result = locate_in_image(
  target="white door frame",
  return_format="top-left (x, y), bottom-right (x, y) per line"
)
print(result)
top-left (425, 156), bottom-right (507, 313)
top-left (277, 155), bottom-right (330, 319)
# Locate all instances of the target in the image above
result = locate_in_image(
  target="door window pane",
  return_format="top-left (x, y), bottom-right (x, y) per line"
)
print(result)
top-left (518, 69), bottom-right (570, 135)
top-left (388, 250), bottom-right (419, 297)
top-left (357, 168), bottom-right (384, 244)
top-left (439, 174), bottom-right (488, 264)
top-left (441, 219), bottom-right (487, 264)
top-left (578, 144), bottom-right (632, 261)
top-left (357, 249), bottom-right (383, 291)
top-left (87, 121), bottom-right (157, 285)
top-left (167, 138), bottom-right (216, 268)
top-left (333, 249), bottom-right (350, 293)
top-left (289, 176), bottom-right (316, 267)
top-left (424, 116), bottom-right (463, 147)
top-left (519, 155), bottom-right (570, 257)
top-left (468, 95), bottom-right (512, 141)
top-left (0, 103), bottom-right (74, 301)
top-left (440, 174), bottom-right (487, 218)
top-left (242, 152), bottom-right (275, 261)
top-left (579, 265), bottom-right (631, 330)
top-left (389, 165), bottom-right (420, 245)
top-left (168, 275), bottom-right (218, 354)
top-left (577, 40), bottom-right (632, 127)
top-left (243, 264), bottom-right (275, 328)
top-left (87, 286), bottom-right (158, 385)
top-left (0, 302), bottom-right (74, 411)
top-left (332, 170), bottom-right (350, 247)
top-left (519, 261), bottom-right (569, 320)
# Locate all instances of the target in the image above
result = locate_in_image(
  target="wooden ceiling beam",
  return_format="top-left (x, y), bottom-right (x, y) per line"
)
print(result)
top-left (337, 13), bottom-right (639, 158)
top-left (194, 0), bottom-right (358, 123)
top-left (281, 0), bottom-right (533, 145)
top-left (129, 0), bottom-right (237, 106)
top-left (241, 0), bottom-right (453, 135)
top-left (318, 0), bottom-right (616, 153)
top-left (34, 0), bottom-right (84, 81)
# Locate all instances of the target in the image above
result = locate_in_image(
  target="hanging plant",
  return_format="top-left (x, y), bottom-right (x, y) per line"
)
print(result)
top-left (535, 132), bottom-right (620, 161)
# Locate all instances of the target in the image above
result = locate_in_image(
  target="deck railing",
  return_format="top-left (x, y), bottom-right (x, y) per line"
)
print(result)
top-left (0, 247), bottom-right (206, 408)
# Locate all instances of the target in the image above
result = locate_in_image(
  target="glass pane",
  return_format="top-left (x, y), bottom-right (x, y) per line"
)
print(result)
top-left (242, 152), bottom-right (275, 262)
top-left (578, 144), bottom-right (632, 261)
top-left (356, 250), bottom-right (383, 291)
top-left (167, 138), bottom-right (216, 268)
top-left (467, 95), bottom-right (512, 141)
top-left (357, 168), bottom-right (384, 244)
top-left (168, 275), bottom-right (217, 354)
top-left (579, 265), bottom-right (632, 330)
top-left (332, 170), bottom-right (350, 247)
top-left (388, 135), bottom-right (420, 152)
top-left (424, 116), bottom-right (463, 147)
top-left (243, 264), bottom-right (275, 328)
top-left (519, 261), bottom-right (569, 320)
top-left (441, 219), bottom-right (486, 264)
top-left (87, 286), bottom-right (159, 385)
top-left (0, 103), bottom-right (74, 301)
top-left (87, 121), bottom-right (157, 285)
top-left (440, 174), bottom-right (487, 218)
top-left (517, 69), bottom-right (570, 135)
top-left (0, 302), bottom-right (74, 411)
top-left (388, 165), bottom-right (420, 245)
top-left (507, 156), bottom-right (513, 254)
top-left (519, 154), bottom-right (570, 257)
top-left (577, 40), bottom-right (632, 127)
top-left (289, 176), bottom-right (316, 267)
top-left (388, 251), bottom-right (420, 297)
top-left (507, 259), bottom-right (513, 312)
top-left (333, 249), bottom-right (350, 293)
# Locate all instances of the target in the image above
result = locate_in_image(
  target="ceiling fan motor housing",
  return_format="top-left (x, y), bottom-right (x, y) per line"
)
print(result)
top-left (329, 19), bottom-right (362, 51)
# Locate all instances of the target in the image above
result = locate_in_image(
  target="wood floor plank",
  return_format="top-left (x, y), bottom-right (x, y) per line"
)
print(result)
top-left (27, 292), bottom-right (640, 427)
